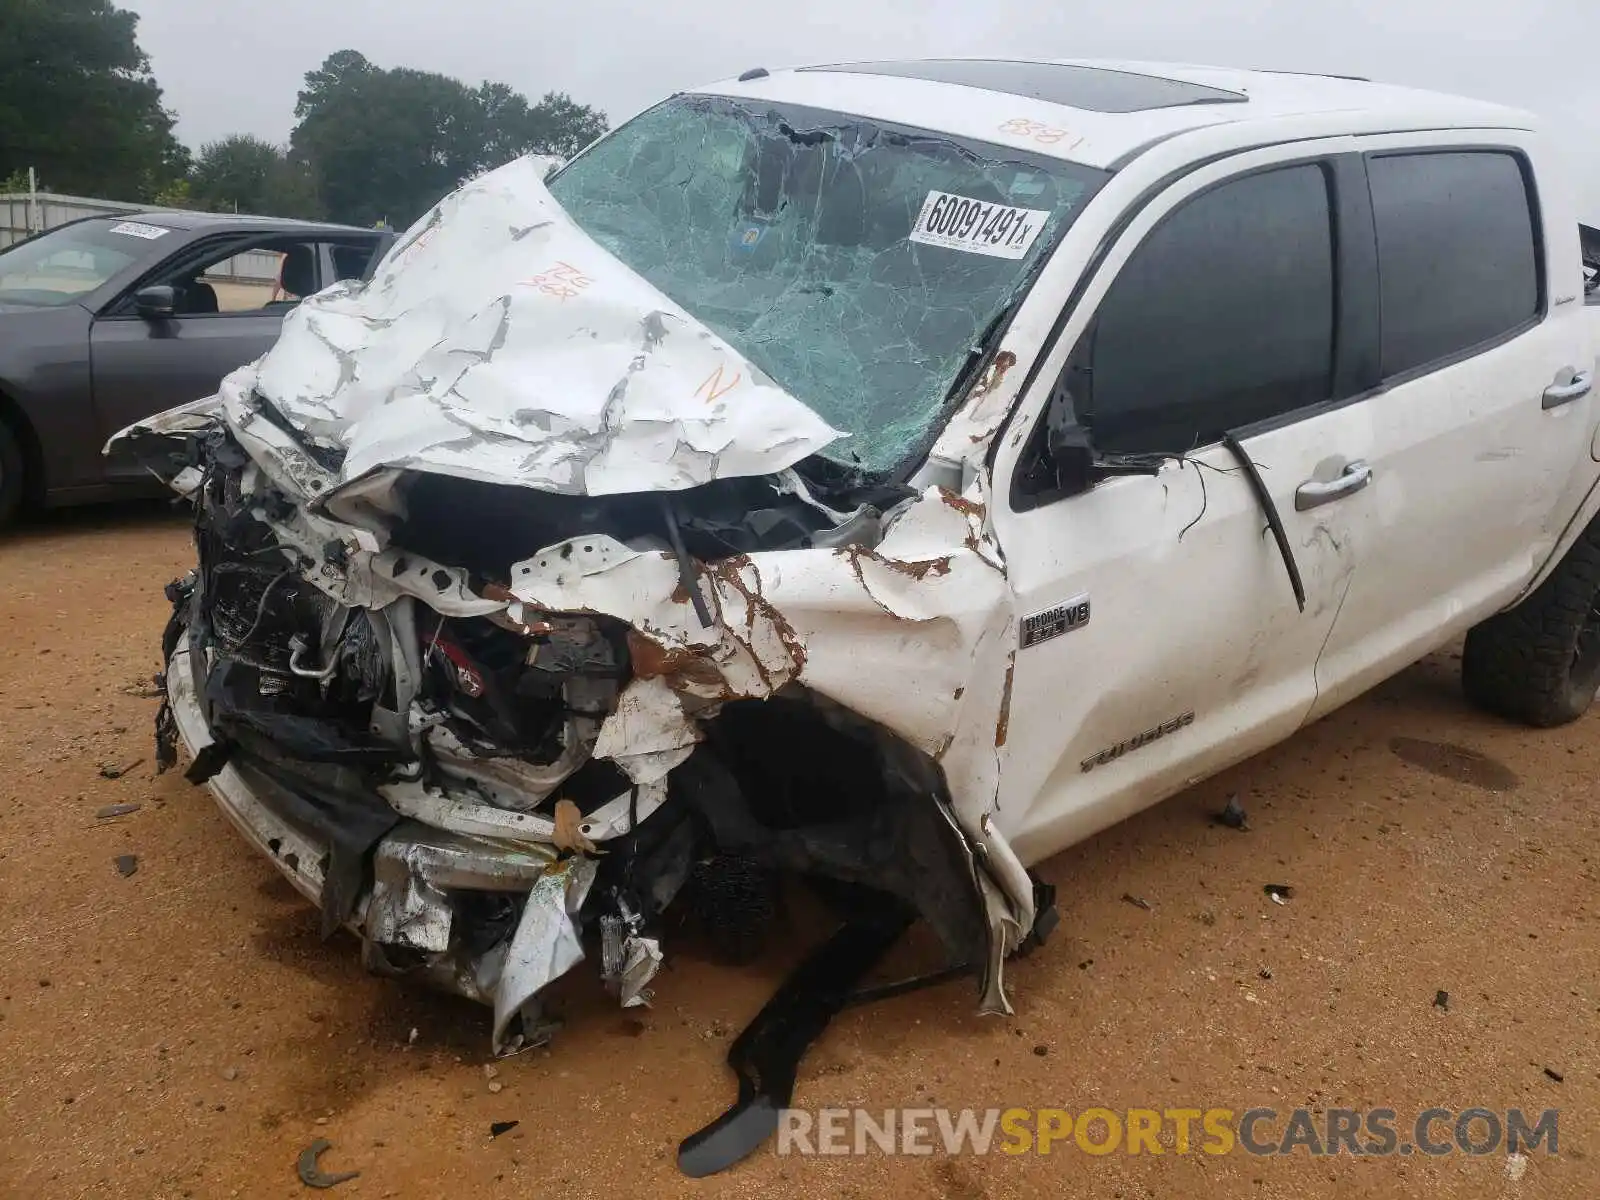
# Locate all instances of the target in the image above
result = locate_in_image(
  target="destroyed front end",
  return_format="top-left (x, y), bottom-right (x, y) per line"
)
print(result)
top-left (146, 413), bottom-right (1034, 1056)
top-left (108, 104), bottom-right (1090, 1166)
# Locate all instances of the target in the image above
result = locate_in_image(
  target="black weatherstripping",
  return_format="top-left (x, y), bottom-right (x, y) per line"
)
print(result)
top-left (801, 60), bottom-right (1248, 113)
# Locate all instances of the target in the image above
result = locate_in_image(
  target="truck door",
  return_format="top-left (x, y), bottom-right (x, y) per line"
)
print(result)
top-left (1307, 135), bottom-right (1600, 720)
top-left (987, 145), bottom-right (1376, 866)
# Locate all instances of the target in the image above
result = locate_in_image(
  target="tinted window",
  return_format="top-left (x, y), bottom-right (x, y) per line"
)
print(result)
top-left (1072, 164), bottom-right (1335, 454)
top-left (1368, 151), bottom-right (1539, 378)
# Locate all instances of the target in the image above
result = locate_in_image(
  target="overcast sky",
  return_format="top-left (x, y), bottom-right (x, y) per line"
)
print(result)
top-left (124, 0), bottom-right (1600, 220)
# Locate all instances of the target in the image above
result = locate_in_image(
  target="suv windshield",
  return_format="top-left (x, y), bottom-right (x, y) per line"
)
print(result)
top-left (0, 219), bottom-right (171, 307)
top-left (549, 95), bottom-right (1106, 473)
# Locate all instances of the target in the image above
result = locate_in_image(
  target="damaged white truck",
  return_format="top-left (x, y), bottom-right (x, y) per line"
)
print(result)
top-left (113, 60), bottom-right (1600, 1175)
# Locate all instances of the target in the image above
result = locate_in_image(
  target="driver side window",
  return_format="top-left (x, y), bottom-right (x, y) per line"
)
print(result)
top-left (1063, 162), bottom-right (1337, 457)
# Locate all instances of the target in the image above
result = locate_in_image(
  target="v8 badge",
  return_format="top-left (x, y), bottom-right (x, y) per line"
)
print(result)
top-left (1021, 594), bottom-right (1090, 649)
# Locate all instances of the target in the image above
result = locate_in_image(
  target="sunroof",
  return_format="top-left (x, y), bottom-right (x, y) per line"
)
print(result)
top-left (798, 60), bottom-right (1248, 114)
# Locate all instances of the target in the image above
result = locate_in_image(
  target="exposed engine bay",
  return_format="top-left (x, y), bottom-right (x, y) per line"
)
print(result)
top-left (113, 139), bottom-right (1056, 1175)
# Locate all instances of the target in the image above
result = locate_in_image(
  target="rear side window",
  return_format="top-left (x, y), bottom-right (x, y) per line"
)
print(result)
top-left (1072, 163), bottom-right (1336, 454)
top-left (1367, 151), bottom-right (1539, 378)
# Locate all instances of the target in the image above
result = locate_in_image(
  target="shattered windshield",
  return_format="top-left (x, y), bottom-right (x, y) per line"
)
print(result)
top-left (548, 95), bottom-right (1106, 473)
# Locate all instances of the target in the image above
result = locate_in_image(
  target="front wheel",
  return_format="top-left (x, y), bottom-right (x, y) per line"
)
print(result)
top-left (1462, 517), bottom-right (1600, 727)
top-left (0, 420), bottom-right (24, 530)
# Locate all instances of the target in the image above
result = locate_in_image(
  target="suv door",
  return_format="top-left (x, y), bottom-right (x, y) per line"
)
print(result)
top-left (91, 234), bottom-right (324, 481)
top-left (1307, 136), bottom-right (1600, 719)
top-left (988, 146), bottom-right (1377, 865)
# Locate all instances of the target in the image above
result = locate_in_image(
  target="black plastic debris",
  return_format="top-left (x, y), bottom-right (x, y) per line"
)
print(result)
top-left (96, 803), bottom-right (141, 819)
top-left (1032, 1044), bottom-right (1049, 1057)
top-left (1121, 893), bottom-right (1152, 911)
top-left (678, 910), bottom-right (913, 1178)
top-left (1263, 884), bottom-right (1293, 903)
top-left (489, 1120), bottom-right (519, 1138)
top-left (1544, 1067), bottom-right (1565, 1084)
top-left (113, 854), bottom-right (139, 878)
top-left (1433, 990), bottom-right (1450, 1011)
top-left (1214, 794), bottom-right (1249, 831)
top-left (296, 1139), bottom-right (359, 1188)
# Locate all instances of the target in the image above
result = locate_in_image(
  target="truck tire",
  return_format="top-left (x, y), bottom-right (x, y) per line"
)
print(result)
top-left (1462, 519), bottom-right (1600, 727)
top-left (0, 420), bottom-right (23, 530)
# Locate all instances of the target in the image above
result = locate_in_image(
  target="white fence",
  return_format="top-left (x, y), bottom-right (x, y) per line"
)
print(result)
top-left (0, 190), bottom-right (285, 283)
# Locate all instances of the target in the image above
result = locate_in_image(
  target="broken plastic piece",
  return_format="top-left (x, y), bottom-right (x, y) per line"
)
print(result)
top-left (677, 910), bottom-right (913, 1178)
top-left (1214, 794), bottom-right (1248, 830)
top-left (96, 804), bottom-right (141, 819)
top-left (296, 1139), bottom-right (359, 1189)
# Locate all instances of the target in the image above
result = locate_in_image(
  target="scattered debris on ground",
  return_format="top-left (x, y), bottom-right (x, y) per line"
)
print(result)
top-left (1214, 794), bottom-right (1249, 830)
top-left (1434, 990), bottom-right (1450, 1011)
top-left (1121, 893), bottom-right (1152, 911)
top-left (95, 803), bottom-right (141, 819)
top-left (489, 1121), bottom-right (519, 1138)
top-left (296, 1139), bottom-right (359, 1189)
top-left (1543, 1066), bottom-right (1564, 1083)
top-left (113, 854), bottom-right (138, 878)
top-left (98, 758), bottom-right (144, 780)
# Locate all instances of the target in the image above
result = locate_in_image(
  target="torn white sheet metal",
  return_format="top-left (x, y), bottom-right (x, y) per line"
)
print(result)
top-left (492, 856), bottom-right (599, 1054)
top-left (234, 153), bottom-right (846, 498)
top-left (507, 478), bottom-right (1037, 962)
top-left (617, 936), bottom-right (663, 1008)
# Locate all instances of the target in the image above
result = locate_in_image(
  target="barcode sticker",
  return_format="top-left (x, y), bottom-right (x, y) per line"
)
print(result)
top-left (909, 191), bottom-right (1049, 259)
top-left (108, 221), bottom-right (170, 240)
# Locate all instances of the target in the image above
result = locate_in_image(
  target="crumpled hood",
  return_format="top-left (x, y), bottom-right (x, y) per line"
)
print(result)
top-left (242, 153), bottom-right (845, 496)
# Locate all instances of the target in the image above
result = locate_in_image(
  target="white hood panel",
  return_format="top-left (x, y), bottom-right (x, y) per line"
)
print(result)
top-left (250, 154), bottom-right (845, 495)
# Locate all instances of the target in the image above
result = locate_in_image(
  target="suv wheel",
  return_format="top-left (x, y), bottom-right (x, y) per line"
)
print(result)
top-left (0, 421), bottom-right (23, 529)
top-left (1462, 517), bottom-right (1600, 727)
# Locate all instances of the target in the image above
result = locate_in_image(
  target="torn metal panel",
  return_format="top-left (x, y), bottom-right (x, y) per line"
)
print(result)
top-left (492, 856), bottom-right (598, 1054)
top-left (249, 154), bottom-right (845, 498)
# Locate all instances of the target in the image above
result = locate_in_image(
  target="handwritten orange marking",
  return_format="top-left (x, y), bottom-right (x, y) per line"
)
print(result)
top-left (696, 363), bottom-right (742, 404)
top-left (998, 118), bottom-right (1082, 149)
top-left (519, 260), bottom-right (593, 300)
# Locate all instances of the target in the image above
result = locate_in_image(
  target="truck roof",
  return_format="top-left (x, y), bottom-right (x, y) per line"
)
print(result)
top-left (698, 59), bottom-right (1535, 169)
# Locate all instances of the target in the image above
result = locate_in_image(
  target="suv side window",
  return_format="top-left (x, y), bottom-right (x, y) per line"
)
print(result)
top-left (1367, 151), bottom-right (1540, 379)
top-left (1068, 163), bottom-right (1336, 455)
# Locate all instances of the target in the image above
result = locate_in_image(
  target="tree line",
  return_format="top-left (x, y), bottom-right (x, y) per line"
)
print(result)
top-left (0, 0), bottom-right (608, 227)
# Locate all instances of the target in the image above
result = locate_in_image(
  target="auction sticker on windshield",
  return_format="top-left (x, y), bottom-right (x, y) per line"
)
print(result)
top-left (108, 221), bottom-right (170, 240)
top-left (910, 191), bottom-right (1049, 260)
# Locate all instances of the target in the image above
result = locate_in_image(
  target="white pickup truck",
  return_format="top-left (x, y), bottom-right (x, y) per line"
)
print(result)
top-left (115, 59), bottom-right (1600, 1174)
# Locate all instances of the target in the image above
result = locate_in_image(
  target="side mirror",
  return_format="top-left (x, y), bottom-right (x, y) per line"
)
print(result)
top-left (1045, 392), bottom-right (1097, 496)
top-left (133, 285), bottom-right (177, 319)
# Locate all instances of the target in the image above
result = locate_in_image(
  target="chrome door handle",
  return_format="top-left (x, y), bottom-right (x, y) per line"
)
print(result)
top-left (1543, 368), bottom-right (1593, 410)
top-left (1295, 460), bottom-right (1372, 511)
